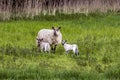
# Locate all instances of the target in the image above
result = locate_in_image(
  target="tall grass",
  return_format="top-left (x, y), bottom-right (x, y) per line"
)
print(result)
top-left (0, 68), bottom-right (104, 80)
top-left (0, 13), bottom-right (120, 79)
top-left (0, 0), bottom-right (120, 20)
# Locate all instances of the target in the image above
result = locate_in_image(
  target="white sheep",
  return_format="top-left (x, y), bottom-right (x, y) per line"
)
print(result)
top-left (37, 38), bottom-right (50, 52)
top-left (62, 40), bottom-right (79, 55)
top-left (36, 26), bottom-right (62, 53)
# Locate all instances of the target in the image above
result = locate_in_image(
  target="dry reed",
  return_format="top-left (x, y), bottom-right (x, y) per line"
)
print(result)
top-left (0, 0), bottom-right (120, 20)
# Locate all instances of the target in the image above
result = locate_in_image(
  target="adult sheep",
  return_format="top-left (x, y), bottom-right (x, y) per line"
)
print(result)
top-left (36, 26), bottom-right (62, 53)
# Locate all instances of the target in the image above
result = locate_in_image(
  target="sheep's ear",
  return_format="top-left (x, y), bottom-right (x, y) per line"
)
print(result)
top-left (40, 38), bottom-right (43, 41)
top-left (52, 26), bottom-right (54, 30)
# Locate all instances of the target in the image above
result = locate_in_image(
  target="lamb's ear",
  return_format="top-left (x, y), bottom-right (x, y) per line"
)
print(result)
top-left (65, 40), bottom-right (67, 42)
top-left (36, 38), bottom-right (39, 40)
top-left (52, 26), bottom-right (55, 30)
top-left (58, 27), bottom-right (61, 30)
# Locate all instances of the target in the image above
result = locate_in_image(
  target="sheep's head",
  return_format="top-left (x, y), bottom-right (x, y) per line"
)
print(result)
top-left (37, 38), bottom-right (43, 47)
top-left (52, 26), bottom-right (61, 37)
top-left (61, 40), bottom-right (67, 45)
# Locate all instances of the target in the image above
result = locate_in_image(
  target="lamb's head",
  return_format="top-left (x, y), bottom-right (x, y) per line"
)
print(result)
top-left (62, 40), bottom-right (67, 45)
top-left (37, 38), bottom-right (43, 47)
top-left (52, 26), bottom-right (61, 37)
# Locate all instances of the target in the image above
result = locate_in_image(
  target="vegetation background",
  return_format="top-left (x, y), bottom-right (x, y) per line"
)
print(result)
top-left (0, 0), bottom-right (120, 20)
top-left (0, 0), bottom-right (120, 79)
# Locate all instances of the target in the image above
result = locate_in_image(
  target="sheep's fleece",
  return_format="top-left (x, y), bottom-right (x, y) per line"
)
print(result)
top-left (36, 29), bottom-right (62, 45)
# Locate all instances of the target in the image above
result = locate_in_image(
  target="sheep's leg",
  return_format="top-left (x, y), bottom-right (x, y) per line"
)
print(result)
top-left (50, 45), bottom-right (53, 50)
top-left (53, 45), bottom-right (57, 53)
top-left (50, 45), bottom-right (54, 53)
top-left (51, 47), bottom-right (54, 51)
top-left (50, 44), bottom-right (57, 53)
top-left (53, 46), bottom-right (55, 53)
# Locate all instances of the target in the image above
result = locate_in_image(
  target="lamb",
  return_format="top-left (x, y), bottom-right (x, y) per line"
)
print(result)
top-left (36, 26), bottom-right (62, 53)
top-left (62, 40), bottom-right (79, 55)
top-left (37, 38), bottom-right (50, 52)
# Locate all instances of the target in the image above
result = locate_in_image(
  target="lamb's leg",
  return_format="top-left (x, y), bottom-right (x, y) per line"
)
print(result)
top-left (44, 47), bottom-right (46, 53)
top-left (47, 50), bottom-right (50, 53)
top-left (37, 45), bottom-right (40, 52)
top-left (40, 48), bottom-right (43, 53)
top-left (66, 50), bottom-right (69, 54)
top-left (75, 51), bottom-right (79, 56)
top-left (75, 49), bottom-right (79, 56)
top-left (37, 44), bottom-right (41, 52)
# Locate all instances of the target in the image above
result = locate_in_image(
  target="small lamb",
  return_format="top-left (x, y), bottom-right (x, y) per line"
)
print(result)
top-left (37, 38), bottom-right (51, 52)
top-left (62, 40), bottom-right (79, 55)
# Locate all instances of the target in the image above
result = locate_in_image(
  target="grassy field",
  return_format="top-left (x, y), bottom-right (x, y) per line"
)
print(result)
top-left (0, 13), bottom-right (120, 79)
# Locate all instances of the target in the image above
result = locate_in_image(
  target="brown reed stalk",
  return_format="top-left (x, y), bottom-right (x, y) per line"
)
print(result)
top-left (0, 0), bottom-right (120, 20)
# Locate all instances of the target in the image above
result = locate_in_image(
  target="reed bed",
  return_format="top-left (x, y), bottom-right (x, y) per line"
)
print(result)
top-left (0, 0), bottom-right (120, 20)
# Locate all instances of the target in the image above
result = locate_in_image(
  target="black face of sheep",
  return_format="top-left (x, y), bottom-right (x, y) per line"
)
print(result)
top-left (52, 27), bottom-right (61, 37)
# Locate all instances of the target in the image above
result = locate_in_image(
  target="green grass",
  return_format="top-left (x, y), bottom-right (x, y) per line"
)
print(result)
top-left (0, 13), bottom-right (120, 79)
